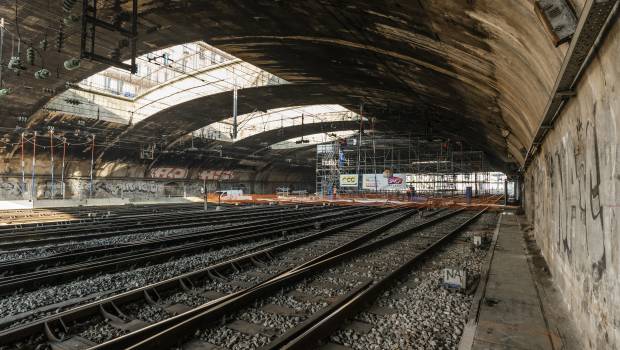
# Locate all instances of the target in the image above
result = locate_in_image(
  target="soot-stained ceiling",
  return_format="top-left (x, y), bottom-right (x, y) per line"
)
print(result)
top-left (0, 1), bottom-right (565, 172)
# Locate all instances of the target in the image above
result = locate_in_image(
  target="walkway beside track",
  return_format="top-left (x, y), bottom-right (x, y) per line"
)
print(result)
top-left (460, 211), bottom-right (577, 350)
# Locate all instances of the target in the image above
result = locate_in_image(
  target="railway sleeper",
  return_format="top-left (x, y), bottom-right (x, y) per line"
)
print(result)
top-left (179, 277), bottom-right (195, 292)
top-left (0, 210), bottom-right (397, 348)
top-left (250, 256), bottom-right (267, 268)
top-left (207, 269), bottom-right (228, 283)
top-left (44, 318), bottom-right (69, 342)
top-left (100, 302), bottom-right (149, 332)
top-left (143, 288), bottom-right (162, 306)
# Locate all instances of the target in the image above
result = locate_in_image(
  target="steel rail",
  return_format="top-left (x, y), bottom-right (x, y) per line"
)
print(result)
top-left (0, 208), bottom-right (365, 281)
top-left (270, 208), bottom-right (488, 350)
top-left (0, 204), bottom-right (287, 234)
top-left (0, 206), bottom-right (270, 237)
top-left (0, 206), bottom-right (346, 249)
top-left (92, 208), bottom-right (467, 349)
top-left (0, 208), bottom-right (403, 347)
top-left (0, 207), bottom-right (365, 274)
top-left (0, 203), bottom-right (219, 228)
top-left (0, 208), bottom-right (376, 295)
top-left (0, 205), bottom-right (319, 242)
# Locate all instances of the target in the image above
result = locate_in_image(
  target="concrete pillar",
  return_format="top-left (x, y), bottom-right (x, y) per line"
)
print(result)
top-left (513, 179), bottom-right (518, 202)
top-left (474, 172), bottom-right (478, 197)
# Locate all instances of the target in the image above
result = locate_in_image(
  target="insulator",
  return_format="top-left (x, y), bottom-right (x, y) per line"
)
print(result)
top-left (42, 87), bottom-right (56, 95)
top-left (63, 58), bottom-right (80, 70)
top-left (26, 47), bottom-right (35, 65)
top-left (56, 24), bottom-right (64, 52)
top-left (7, 56), bottom-right (23, 72)
top-left (39, 38), bottom-right (48, 51)
top-left (63, 0), bottom-right (78, 12)
top-left (34, 68), bottom-right (51, 80)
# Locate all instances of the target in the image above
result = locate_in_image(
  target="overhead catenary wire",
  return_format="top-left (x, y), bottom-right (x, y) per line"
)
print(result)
top-left (9, 1), bottom-right (125, 53)
top-left (3, 5), bottom-right (355, 157)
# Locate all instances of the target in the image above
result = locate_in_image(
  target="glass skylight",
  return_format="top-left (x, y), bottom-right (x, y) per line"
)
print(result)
top-left (195, 105), bottom-right (362, 142)
top-left (43, 41), bottom-right (357, 147)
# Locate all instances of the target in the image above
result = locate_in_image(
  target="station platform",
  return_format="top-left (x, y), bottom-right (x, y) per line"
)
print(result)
top-left (460, 211), bottom-right (582, 350)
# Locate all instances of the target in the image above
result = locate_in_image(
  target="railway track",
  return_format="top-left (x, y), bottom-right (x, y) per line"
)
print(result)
top-left (0, 208), bottom-right (361, 262)
top-left (85, 207), bottom-right (485, 350)
top-left (0, 205), bottom-right (325, 248)
top-left (0, 203), bottom-right (213, 226)
top-left (322, 211), bottom-right (499, 350)
top-left (0, 207), bottom-right (416, 349)
top-left (258, 209), bottom-right (488, 350)
top-left (0, 206), bottom-right (376, 295)
top-left (0, 204), bottom-right (282, 236)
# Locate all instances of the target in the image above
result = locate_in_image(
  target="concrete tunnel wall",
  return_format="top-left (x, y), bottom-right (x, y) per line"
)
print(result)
top-left (0, 156), bottom-right (315, 200)
top-left (523, 13), bottom-right (620, 350)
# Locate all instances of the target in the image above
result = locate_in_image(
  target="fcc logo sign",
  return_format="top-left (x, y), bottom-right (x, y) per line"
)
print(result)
top-left (339, 174), bottom-right (358, 187)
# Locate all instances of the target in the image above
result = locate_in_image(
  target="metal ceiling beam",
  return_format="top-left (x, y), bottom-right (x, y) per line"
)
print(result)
top-left (521, 0), bottom-right (618, 172)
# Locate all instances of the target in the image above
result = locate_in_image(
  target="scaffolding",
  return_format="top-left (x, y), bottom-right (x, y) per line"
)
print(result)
top-left (315, 133), bottom-right (512, 197)
top-left (315, 143), bottom-right (341, 195)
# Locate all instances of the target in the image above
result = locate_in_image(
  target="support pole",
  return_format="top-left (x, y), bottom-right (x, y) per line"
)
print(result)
top-left (474, 171), bottom-right (478, 197)
top-left (356, 103), bottom-right (363, 193)
top-left (89, 135), bottom-right (95, 198)
top-left (203, 175), bottom-right (208, 212)
top-left (61, 138), bottom-right (66, 200)
top-left (50, 130), bottom-right (55, 199)
top-left (504, 179), bottom-right (508, 206)
top-left (513, 178), bottom-right (518, 202)
top-left (20, 133), bottom-right (25, 198)
top-left (31, 132), bottom-right (37, 201)
top-left (0, 18), bottom-right (4, 88)
top-left (232, 82), bottom-right (238, 139)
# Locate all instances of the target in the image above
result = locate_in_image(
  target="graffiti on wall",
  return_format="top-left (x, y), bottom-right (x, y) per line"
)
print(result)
top-left (94, 181), bottom-right (160, 197)
top-left (536, 116), bottom-right (608, 282)
top-left (584, 120), bottom-right (606, 279)
top-left (149, 167), bottom-right (188, 179)
top-left (0, 179), bottom-right (24, 199)
top-left (148, 168), bottom-right (237, 181)
top-left (198, 170), bottom-right (235, 181)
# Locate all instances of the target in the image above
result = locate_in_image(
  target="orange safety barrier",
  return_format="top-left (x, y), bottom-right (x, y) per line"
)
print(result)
top-left (202, 193), bottom-right (506, 211)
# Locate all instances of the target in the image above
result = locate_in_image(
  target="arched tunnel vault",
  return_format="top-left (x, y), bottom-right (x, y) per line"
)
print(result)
top-left (118, 0), bottom-right (567, 168)
top-left (0, 2), bottom-right (618, 349)
top-left (148, 120), bottom-right (359, 171)
top-left (0, 0), bottom-right (568, 172)
top-left (230, 121), bottom-right (359, 150)
top-left (125, 84), bottom-right (353, 142)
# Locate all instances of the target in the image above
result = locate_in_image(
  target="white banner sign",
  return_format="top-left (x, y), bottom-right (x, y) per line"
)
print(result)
top-left (339, 174), bottom-right (359, 187)
top-left (362, 173), bottom-right (408, 191)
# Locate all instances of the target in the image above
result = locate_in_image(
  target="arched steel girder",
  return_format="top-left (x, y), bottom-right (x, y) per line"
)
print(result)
top-left (126, 83), bottom-right (353, 142)
top-left (152, 120), bottom-right (359, 169)
top-left (224, 120), bottom-right (359, 151)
